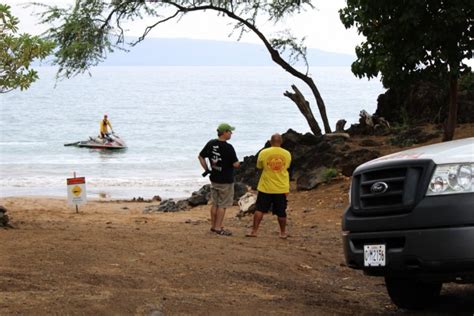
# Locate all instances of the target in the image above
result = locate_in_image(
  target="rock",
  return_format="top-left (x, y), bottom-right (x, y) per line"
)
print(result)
top-left (324, 132), bottom-right (350, 141)
top-left (233, 182), bottom-right (248, 202)
top-left (187, 184), bottom-right (210, 206)
top-left (234, 155), bottom-right (259, 189)
top-left (359, 139), bottom-right (381, 147)
top-left (296, 167), bottom-right (329, 191)
top-left (143, 205), bottom-right (159, 213)
top-left (152, 195), bottom-right (162, 202)
top-left (342, 286), bottom-right (357, 291)
top-left (340, 149), bottom-right (381, 176)
top-left (186, 182), bottom-right (246, 207)
top-left (176, 200), bottom-right (190, 211)
top-left (144, 199), bottom-right (190, 213)
top-left (236, 192), bottom-right (257, 217)
top-left (0, 206), bottom-right (9, 228)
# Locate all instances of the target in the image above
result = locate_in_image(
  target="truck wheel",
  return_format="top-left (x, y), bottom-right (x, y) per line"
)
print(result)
top-left (384, 276), bottom-right (442, 309)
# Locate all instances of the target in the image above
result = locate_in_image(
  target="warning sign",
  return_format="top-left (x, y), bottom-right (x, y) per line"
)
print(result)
top-left (72, 185), bottom-right (82, 196)
top-left (67, 177), bottom-right (87, 205)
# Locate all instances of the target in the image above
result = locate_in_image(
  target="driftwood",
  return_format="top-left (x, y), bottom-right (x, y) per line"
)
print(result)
top-left (359, 110), bottom-right (374, 128)
top-left (335, 119), bottom-right (347, 132)
top-left (284, 85), bottom-right (322, 136)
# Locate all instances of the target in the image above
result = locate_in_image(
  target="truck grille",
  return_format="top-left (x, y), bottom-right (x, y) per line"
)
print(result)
top-left (351, 160), bottom-right (435, 216)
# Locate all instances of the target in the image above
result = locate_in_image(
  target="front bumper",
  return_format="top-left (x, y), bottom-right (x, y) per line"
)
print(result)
top-left (343, 225), bottom-right (474, 281)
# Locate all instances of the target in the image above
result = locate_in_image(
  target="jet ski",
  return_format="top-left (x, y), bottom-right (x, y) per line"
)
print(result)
top-left (65, 133), bottom-right (127, 149)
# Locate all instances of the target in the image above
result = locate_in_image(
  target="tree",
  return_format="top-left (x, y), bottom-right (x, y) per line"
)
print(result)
top-left (36, 0), bottom-right (332, 135)
top-left (0, 4), bottom-right (55, 93)
top-left (340, 0), bottom-right (473, 141)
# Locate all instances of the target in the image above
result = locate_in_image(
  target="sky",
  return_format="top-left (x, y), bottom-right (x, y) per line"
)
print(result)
top-left (5, 0), bottom-right (473, 67)
top-left (4, 0), bottom-right (363, 55)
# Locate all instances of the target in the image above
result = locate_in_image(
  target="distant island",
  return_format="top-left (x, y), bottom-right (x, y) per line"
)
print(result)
top-left (97, 37), bottom-right (355, 67)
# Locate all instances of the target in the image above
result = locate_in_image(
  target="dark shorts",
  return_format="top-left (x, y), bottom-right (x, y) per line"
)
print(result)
top-left (256, 191), bottom-right (287, 218)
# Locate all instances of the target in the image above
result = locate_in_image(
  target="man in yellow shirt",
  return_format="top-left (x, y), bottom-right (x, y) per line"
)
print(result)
top-left (100, 114), bottom-right (113, 139)
top-left (247, 133), bottom-right (292, 239)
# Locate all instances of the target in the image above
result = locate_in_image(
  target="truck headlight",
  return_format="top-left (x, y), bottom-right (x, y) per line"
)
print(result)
top-left (427, 163), bottom-right (473, 196)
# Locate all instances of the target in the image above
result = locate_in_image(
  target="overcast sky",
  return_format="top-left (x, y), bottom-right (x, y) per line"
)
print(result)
top-left (4, 0), bottom-right (363, 55)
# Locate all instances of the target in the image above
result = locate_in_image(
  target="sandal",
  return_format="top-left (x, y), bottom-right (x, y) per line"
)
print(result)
top-left (214, 229), bottom-right (232, 236)
top-left (210, 227), bottom-right (224, 233)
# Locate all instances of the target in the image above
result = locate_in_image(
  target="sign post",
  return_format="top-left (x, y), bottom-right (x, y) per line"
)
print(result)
top-left (67, 173), bottom-right (87, 213)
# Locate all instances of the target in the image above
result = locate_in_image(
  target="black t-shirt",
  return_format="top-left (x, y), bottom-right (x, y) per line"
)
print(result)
top-left (199, 139), bottom-right (238, 184)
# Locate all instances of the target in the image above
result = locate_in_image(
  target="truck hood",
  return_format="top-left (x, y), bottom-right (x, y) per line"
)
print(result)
top-left (359, 137), bottom-right (474, 168)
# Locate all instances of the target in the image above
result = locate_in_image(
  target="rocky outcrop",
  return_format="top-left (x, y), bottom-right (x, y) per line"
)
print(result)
top-left (144, 182), bottom-right (249, 213)
top-left (187, 185), bottom-right (211, 206)
top-left (234, 129), bottom-right (381, 190)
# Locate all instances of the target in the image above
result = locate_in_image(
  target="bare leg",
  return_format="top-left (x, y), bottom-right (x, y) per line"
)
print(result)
top-left (278, 216), bottom-right (287, 238)
top-left (214, 207), bottom-right (226, 231)
top-left (210, 205), bottom-right (218, 230)
top-left (247, 211), bottom-right (264, 237)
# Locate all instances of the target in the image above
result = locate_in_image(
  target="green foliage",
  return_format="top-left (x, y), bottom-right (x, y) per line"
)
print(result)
top-left (0, 4), bottom-right (55, 93)
top-left (459, 71), bottom-right (474, 91)
top-left (36, 0), bottom-right (313, 78)
top-left (339, 0), bottom-right (473, 89)
top-left (270, 32), bottom-right (308, 71)
top-left (322, 168), bottom-right (338, 183)
top-left (389, 124), bottom-right (415, 147)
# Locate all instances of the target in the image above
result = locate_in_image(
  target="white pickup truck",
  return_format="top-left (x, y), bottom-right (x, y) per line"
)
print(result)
top-left (342, 137), bottom-right (474, 309)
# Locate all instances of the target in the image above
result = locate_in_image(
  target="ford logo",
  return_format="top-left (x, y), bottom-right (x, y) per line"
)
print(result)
top-left (370, 182), bottom-right (388, 194)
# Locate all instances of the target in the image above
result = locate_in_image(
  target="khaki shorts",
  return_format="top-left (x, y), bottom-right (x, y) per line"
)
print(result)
top-left (210, 182), bottom-right (234, 208)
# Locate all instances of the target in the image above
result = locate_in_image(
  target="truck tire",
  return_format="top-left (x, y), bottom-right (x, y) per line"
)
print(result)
top-left (384, 276), bottom-right (442, 309)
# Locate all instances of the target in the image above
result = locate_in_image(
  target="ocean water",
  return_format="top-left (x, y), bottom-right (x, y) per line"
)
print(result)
top-left (0, 66), bottom-right (384, 199)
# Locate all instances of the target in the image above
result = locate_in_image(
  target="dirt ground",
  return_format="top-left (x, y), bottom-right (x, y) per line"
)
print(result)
top-left (1, 126), bottom-right (473, 315)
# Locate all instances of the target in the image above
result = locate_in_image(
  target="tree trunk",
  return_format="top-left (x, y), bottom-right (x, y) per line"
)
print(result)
top-left (284, 85), bottom-right (322, 136)
top-left (443, 74), bottom-right (458, 141)
top-left (303, 77), bottom-right (332, 134)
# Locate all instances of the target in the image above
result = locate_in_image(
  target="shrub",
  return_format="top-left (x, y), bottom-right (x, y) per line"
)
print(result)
top-left (459, 71), bottom-right (474, 91)
top-left (322, 168), bottom-right (338, 183)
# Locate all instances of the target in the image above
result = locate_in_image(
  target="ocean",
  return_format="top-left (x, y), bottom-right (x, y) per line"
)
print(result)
top-left (0, 66), bottom-right (384, 199)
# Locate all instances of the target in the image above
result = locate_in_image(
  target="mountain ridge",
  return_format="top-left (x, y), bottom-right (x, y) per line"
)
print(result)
top-left (98, 37), bottom-right (356, 67)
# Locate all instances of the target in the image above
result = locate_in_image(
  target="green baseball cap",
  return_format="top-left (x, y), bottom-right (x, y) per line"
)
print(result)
top-left (217, 123), bottom-right (235, 133)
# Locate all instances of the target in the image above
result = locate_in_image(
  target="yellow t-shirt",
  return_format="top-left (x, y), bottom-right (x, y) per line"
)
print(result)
top-left (256, 146), bottom-right (292, 194)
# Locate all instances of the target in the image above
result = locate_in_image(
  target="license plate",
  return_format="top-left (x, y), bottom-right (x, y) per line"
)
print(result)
top-left (364, 244), bottom-right (386, 267)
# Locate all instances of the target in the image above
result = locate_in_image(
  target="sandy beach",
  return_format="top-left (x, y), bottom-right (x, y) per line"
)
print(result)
top-left (1, 176), bottom-right (474, 315)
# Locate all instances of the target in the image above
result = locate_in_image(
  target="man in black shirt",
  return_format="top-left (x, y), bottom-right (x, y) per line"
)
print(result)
top-left (199, 123), bottom-right (240, 236)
